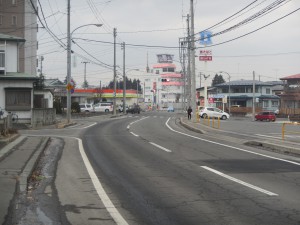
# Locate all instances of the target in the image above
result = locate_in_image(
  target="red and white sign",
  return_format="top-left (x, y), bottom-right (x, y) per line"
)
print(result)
top-left (200, 50), bottom-right (212, 55)
top-left (199, 49), bottom-right (212, 61)
top-left (208, 97), bottom-right (214, 103)
top-left (199, 56), bottom-right (212, 61)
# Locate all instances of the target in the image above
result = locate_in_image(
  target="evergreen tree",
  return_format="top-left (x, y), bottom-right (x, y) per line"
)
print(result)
top-left (211, 74), bottom-right (226, 86)
top-left (104, 78), bottom-right (141, 91)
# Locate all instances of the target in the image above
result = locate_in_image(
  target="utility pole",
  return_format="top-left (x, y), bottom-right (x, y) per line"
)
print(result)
top-left (122, 42), bottom-right (126, 114)
top-left (81, 61), bottom-right (89, 89)
top-left (99, 80), bottom-right (102, 101)
top-left (179, 37), bottom-right (187, 112)
top-left (66, 0), bottom-right (71, 123)
top-left (190, 0), bottom-right (197, 120)
top-left (252, 71), bottom-right (256, 121)
top-left (186, 14), bottom-right (191, 109)
top-left (113, 28), bottom-right (117, 115)
top-left (40, 56), bottom-right (44, 77)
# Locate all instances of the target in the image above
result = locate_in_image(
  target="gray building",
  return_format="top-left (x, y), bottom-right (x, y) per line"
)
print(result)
top-left (213, 80), bottom-right (280, 112)
top-left (0, 0), bottom-right (37, 75)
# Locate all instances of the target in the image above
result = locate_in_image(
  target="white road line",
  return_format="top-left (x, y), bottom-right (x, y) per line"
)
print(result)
top-left (166, 118), bottom-right (300, 166)
top-left (149, 142), bottom-right (172, 153)
top-left (82, 122), bottom-right (97, 129)
top-left (127, 116), bottom-right (149, 130)
top-left (76, 138), bottom-right (129, 225)
top-left (255, 134), bottom-right (282, 139)
top-left (130, 132), bottom-right (139, 137)
top-left (66, 122), bottom-right (97, 129)
top-left (201, 166), bottom-right (278, 196)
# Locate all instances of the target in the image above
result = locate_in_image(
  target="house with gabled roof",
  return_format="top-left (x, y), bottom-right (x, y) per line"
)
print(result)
top-left (0, 33), bottom-right (39, 122)
top-left (279, 73), bottom-right (300, 115)
top-left (212, 79), bottom-right (280, 113)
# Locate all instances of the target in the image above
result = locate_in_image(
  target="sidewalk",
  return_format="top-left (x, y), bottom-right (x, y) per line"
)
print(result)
top-left (180, 116), bottom-right (300, 157)
top-left (0, 135), bottom-right (49, 224)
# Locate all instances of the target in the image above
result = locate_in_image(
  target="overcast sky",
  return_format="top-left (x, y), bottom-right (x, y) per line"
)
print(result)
top-left (37, 0), bottom-right (300, 87)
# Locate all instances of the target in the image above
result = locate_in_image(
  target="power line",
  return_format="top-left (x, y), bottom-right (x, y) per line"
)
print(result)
top-left (195, 0), bottom-right (289, 42)
top-left (196, 7), bottom-right (300, 49)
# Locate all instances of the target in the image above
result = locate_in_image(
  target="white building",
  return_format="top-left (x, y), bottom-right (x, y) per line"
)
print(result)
top-left (143, 54), bottom-right (183, 110)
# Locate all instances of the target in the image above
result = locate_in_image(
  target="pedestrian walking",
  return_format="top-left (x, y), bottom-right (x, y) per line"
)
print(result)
top-left (187, 106), bottom-right (192, 120)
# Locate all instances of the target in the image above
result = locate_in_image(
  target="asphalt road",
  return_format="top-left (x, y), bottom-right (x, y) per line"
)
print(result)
top-left (16, 111), bottom-right (300, 225)
top-left (78, 112), bottom-right (300, 225)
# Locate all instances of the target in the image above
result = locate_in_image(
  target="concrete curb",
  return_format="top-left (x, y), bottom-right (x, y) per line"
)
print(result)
top-left (19, 137), bottom-right (50, 192)
top-left (179, 117), bottom-right (300, 157)
top-left (180, 117), bottom-right (205, 134)
top-left (244, 140), bottom-right (300, 156)
top-left (0, 134), bottom-right (23, 161)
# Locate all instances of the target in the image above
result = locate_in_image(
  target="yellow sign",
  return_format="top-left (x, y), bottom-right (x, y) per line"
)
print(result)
top-left (66, 83), bottom-right (73, 91)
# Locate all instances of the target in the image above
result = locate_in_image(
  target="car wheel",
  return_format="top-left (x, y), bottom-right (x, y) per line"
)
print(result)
top-left (221, 115), bottom-right (227, 120)
top-left (202, 113), bottom-right (208, 119)
top-left (105, 109), bottom-right (109, 113)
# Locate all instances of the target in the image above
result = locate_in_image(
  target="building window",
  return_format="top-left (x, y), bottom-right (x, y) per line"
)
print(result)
top-left (163, 68), bottom-right (168, 72)
top-left (266, 88), bottom-right (270, 94)
top-left (12, 15), bottom-right (17, 26)
top-left (168, 68), bottom-right (175, 72)
top-left (0, 15), bottom-right (3, 25)
top-left (263, 100), bottom-right (269, 108)
top-left (156, 70), bottom-right (159, 74)
top-left (0, 50), bottom-right (5, 69)
top-left (272, 101), bottom-right (279, 107)
top-left (5, 89), bottom-right (32, 111)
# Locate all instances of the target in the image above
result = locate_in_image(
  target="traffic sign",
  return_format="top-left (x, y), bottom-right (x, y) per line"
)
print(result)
top-left (199, 56), bottom-right (212, 61)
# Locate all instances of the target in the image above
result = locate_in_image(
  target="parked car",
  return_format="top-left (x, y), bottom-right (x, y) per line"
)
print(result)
top-left (255, 111), bottom-right (276, 122)
top-left (199, 106), bottom-right (230, 120)
top-left (94, 102), bottom-right (113, 113)
top-left (79, 103), bottom-right (95, 112)
top-left (167, 106), bottom-right (175, 112)
top-left (126, 105), bottom-right (140, 114)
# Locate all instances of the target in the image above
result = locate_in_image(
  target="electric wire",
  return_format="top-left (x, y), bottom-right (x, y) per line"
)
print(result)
top-left (196, 7), bottom-right (300, 49)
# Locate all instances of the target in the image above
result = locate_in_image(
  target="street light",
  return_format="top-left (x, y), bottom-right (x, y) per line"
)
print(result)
top-left (66, 23), bottom-right (102, 123)
top-left (220, 71), bottom-right (231, 115)
top-left (123, 69), bottom-right (139, 114)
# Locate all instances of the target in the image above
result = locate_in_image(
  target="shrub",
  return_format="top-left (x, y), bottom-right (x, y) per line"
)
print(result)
top-left (71, 102), bottom-right (80, 113)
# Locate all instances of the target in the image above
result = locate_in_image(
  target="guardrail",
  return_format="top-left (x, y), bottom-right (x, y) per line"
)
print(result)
top-left (282, 122), bottom-right (300, 140)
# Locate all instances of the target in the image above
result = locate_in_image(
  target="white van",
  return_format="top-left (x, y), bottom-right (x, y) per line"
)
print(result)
top-left (94, 102), bottom-right (113, 112)
top-left (79, 103), bottom-right (94, 112)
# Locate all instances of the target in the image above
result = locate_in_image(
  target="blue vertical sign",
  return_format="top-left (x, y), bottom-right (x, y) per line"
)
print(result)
top-left (199, 31), bottom-right (212, 45)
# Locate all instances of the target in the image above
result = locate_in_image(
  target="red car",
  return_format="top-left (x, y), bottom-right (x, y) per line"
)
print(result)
top-left (255, 111), bottom-right (276, 122)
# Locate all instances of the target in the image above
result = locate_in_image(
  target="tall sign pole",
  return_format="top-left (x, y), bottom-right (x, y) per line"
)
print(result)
top-left (190, 0), bottom-right (197, 119)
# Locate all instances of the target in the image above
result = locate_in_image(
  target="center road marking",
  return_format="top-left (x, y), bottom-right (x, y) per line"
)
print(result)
top-left (149, 142), bottom-right (172, 153)
top-left (127, 116), bottom-right (148, 129)
top-left (201, 166), bottom-right (278, 196)
top-left (166, 118), bottom-right (300, 166)
top-left (130, 132), bottom-right (139, 137)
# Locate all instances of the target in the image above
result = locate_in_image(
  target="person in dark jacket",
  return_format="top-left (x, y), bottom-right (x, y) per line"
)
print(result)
top-left (187, 106), bottom-right (192, 120)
